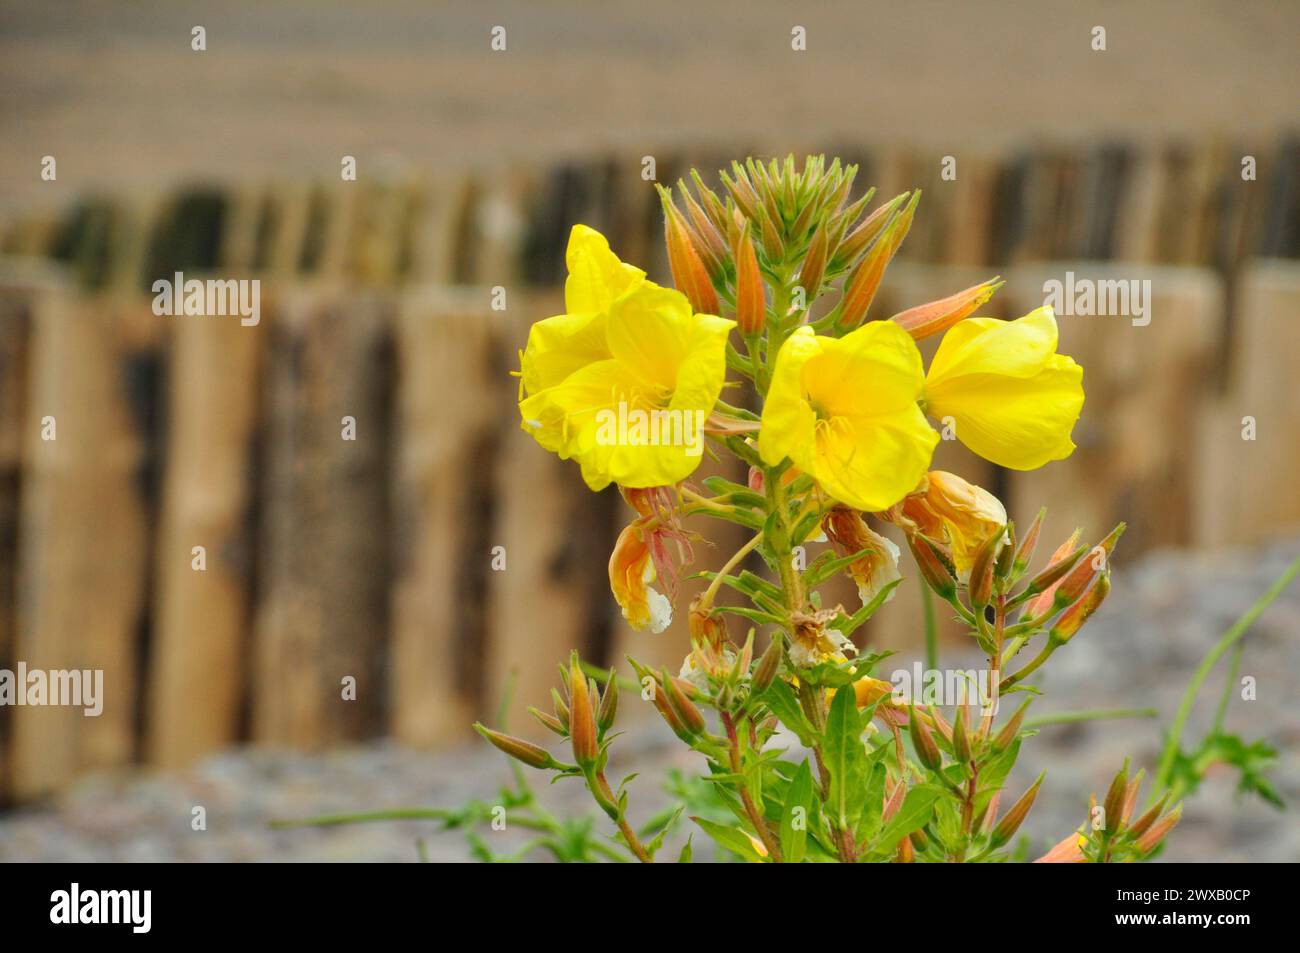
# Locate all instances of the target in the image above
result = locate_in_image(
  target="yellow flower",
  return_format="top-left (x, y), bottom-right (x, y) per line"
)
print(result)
top-left (922, 306), bottom-right (1084, 470)
top-left (757, 321), bottom-right (938, 512)
top-left (519, 227), bottom-right (734, 489)
top-left (608, 523), bottom-right (673, 633)
top-left (887, 471), bottom-right (1007, 581)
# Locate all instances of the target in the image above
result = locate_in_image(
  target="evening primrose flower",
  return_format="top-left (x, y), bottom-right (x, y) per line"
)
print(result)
top-left (922, 306), bottom-right (1084, 470)
top-left (609, 523), bottom-right (673, 633)
top-left (541, 284), bottom-right (735, 489)
top-left (519, 225), bottom-right (645, 451)
top-left (885, 471), bottom-right (1008, 581)
top-left (758, 321), bottom-right (939, 512)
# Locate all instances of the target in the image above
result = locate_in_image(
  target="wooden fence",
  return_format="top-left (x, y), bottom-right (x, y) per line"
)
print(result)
top-left (0, 140), bottom-right (1298, 804)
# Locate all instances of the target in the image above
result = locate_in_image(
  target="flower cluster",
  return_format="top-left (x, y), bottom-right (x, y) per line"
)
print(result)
top-left (481, 155), bottom-right (1179, 863)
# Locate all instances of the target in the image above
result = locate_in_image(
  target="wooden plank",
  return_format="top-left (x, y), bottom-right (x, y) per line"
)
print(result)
top-left (1195, 261), bottom-right (1300, 545)
top-left (10, 293), bottom-right (153, 799)
top-left (388, 290), bottom-right (495, 745)
top-left (251, 292), bottom-right (393, 747)
top-left (146, 312), bottom-right (263, 768)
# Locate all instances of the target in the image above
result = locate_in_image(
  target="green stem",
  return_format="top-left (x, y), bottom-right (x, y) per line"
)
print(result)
top-left (922, 584), bottom-right (938, 672)
top-left (1152, 553), bottom-right (1300, 801)
top-left (1023, 708), bottom-right (1158, 729)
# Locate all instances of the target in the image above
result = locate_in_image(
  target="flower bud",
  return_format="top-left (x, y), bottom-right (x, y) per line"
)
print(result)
top-left (908, 706), bottom-right (943, 772)
top-left (679, 181), bottom-right (729, 280)
top-left (993, 698), bottom-right (1032, 750)
top-left (991, 772), bottom-right (1045, 846)
top-left (474, 723), bottom-right (557, 770)
top-left (1134, 804), bottom-right (1182, 854)
top-left (797, 221), bottom-right (830, 305)
top-left (1102, 761), bottom-right (1129, 835)
top-left (661, 668), bottom-right (706, 739)
top-left (1013, 508), bottom-right (1047, 578)
top-left (1051, 523), bottom-right (1125, 612)
top-left (889, 276), bottom-right (1004, 341)
top-left (836, 193), bottom-right (920, 330)
top-left (951, 700), bottom-right (972, 763)
top-left (528, 706), bottom-right (567, 737)
top-left (833, 191), bottom-right (910, 268)
top-left (967, 524), bottom-right (1005, 610)
top-left (659, 185), bottom-right (719, 316)
top-left (550, 687), bottom-right (570, 731)
top-left (908, 534), bottom-right (958, 601)
top-left (597, 668), bottom-right (619, 734)
top-left (1022, 536), bottom-right (1086, 616)
top-left (1127, 794), bottom-right (1169, 839)
top-left (733, 221), bottom-right (766, 334)
top-left (1048, 573), bottom-right (1110, 644)
top-left (567, 654), bottom-right (599, 767)
top-left (752, 636), bottom-right (784, 694)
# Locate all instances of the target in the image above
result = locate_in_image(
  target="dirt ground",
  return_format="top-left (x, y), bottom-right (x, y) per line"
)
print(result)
top-left (2, 0), bottom-right (1298, 212)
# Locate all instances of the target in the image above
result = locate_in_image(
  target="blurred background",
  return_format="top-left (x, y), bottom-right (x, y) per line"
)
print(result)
top-left (0, 0), bottom-right (1297, 860)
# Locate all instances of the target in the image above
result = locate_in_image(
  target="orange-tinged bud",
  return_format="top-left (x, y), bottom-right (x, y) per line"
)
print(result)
top-left (733, 222), bottom-right (766, 334)
top-left (991, 772), bottom-right (1045, 846)
top-left (889, 277), bottom-right (1004, 341)
top-left (797, 221), bottom-right (830, 304)
top-left (528, 706), bottom-right (567, 737)
top-left (1052, 523), bottom-right (1125, 612)
top-left (568, 654), bottom-right (598, 767)
top-left (895, 834), bottom-right (915, 863)
top-left (661, 668), bottom-right (706, 739)
top-left (1102, 762), bottom-right (1129, 835)
top-left (550, 687), bottom-right (570, 730)
top-left (1049, 573), bottom-right (1110, 644)
top-left (1022, 533), bottom-right (1086, 616)
top-left (1034, 831), bottom-right (1089, 863)
top-left (1122, 769), bottom-right (1145, 826)
top-left (993, 698), bottom-right (1032, 750)
top-left (752, 636), bottom-right (784, 693)
top-left (908, 533), bottom-right (957, 600)
top-left (951, 700), bottom-right (972, 762)
top-left (836, 193), bottom-right (920, 329)
top-left (834, 191), bottom-right (910, 267)
top-left (968, 524), bottom-right (1005, 610)
top-left (659, 185), bottom-right (719, 316)
top-left (680, 181), bottom-right (729, 278)
top-left (1134, 804), bottom-right (1182, 854)
top-left (908, 706), bottom-right (943, 771)
top-left (474, 723), bottom-right (557, 770)
top-left (1127, 794), bottom-right (1169, 839)
top-left (597, 668), bottom-right (619, 734)
top-left (1013, 507), bottom-right (1047, 577)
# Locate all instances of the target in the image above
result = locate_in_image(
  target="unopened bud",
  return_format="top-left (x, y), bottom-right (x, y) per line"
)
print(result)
top-left (1102, 761), bottom-right (1130, 835)
top-left (951, 701), bottom-right (972, 763)
top-left (568, 654), bottom-right (599, 767)
top-left (1013, 508), bottom-right (1047, 577)
top-left (550, 687), bottom-right (570, 731)
top-left (908, 706), bottom-right (943, 772)
top-left (474, 723), bottom-right (556, 771)
top-left (836, 192), bottom-right (919, 330)
top-left (833, 191), bottom-right (910, 268)
top-left (1048, 573), bottom-right (1110, 644)
top-left (733, 222), bottom-right (766, 334)
top-left (797, 221), bottom-right (830, 304)
top-left (597, 668), bottom-right (619, 734)
top-left (1127, 794), bottom-right (1169, 839)
top-left (908, 534), bottom-right (958, 600)
top-left (661, 668), bottom-right (706, 739)
top-left (1134, 804), bottom-right (1182, 854)
top-left (752, 636), bottom-right (784, 693)
top-left (659, 185), bottom-right (720, 316)
top-left (889, 277), bottom-right (1003, 341)
top-left (1052, 523), bottom-right (1125, 611)
top-left (993, 698), bottom-right (1033, 750)
top-left (968, 525), bottom-right (1005, 610)
top-left (991, 772), bottom-right (1045, 846)
top-left (528, 706), bottom-right (566, 737)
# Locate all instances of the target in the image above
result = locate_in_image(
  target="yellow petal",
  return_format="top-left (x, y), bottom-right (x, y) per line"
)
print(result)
top-left (564, 224), bottom-right (646, 316)
top-left (520, 310), bottom-right (611, 396)
top-left (924, 307), bottom-right (1084, 470)
top-left (760, 322), bottom-right (938, 512)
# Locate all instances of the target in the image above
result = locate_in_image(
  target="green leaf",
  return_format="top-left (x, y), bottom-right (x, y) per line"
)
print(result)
top-left (804, 546), bottom-right (875, 589)
top-left (974, 737), bottom-right (1021, 815)
top-left (678, 834), bottom-right (694, 863)
top-left (823, 686), bottom-right (868, 831)
top-left (834, 579), bottom-right (903, 637)
top-left (757, 679), bottom-right (816, 746)
top-left (715, 604), bottom-right (784, 627)
top-left (779, 760), bottom-right (815, 863)
top-left (691, 816), bottom-right (766, 863)
top-left (871, 786), bottom-right (940, 856)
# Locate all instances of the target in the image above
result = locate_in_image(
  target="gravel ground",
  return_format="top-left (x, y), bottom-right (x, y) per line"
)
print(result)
top-left (1, 539), bottom-right (1296, 863)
